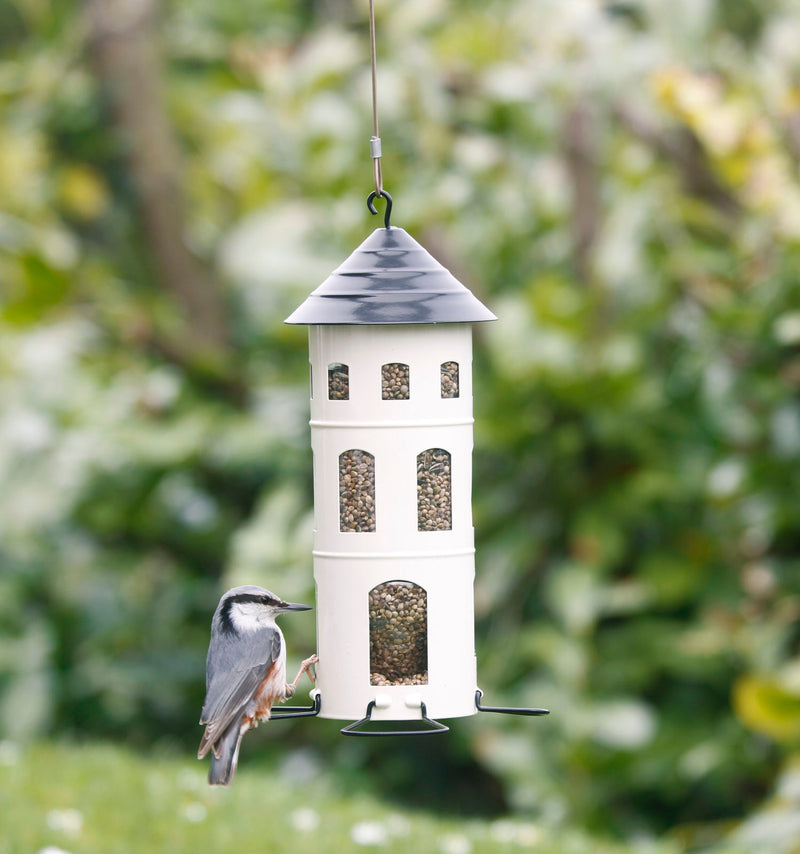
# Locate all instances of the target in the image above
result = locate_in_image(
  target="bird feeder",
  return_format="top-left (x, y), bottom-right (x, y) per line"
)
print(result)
top-left (283, 197), bottom-right (548, 734)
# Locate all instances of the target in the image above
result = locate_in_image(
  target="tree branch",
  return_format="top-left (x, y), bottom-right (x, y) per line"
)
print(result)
top-left (614, 101), bottom-right (741, 219)
top-left (85, 0), bottom-right (233, 372)
top-left (785, 109), bottom-right (800, 165)
top-left (563, 99), bottom-right (601, 283)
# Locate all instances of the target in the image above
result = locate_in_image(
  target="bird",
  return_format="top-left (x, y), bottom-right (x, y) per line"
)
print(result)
top-left (197, 585), bottom-right (318, 786)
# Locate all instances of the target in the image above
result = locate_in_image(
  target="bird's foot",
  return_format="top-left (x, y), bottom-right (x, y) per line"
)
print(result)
top-left (302, 654), bottom-right (319, 685)
top-left (289, 654), bottom-right (319, 691)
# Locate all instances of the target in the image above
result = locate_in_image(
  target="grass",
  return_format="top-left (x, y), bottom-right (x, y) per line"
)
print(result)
top-left (0, 739), bottom-right (738, 854)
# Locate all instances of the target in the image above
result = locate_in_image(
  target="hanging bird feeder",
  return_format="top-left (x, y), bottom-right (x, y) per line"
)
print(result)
top-left (279, 2), bottom-right (548, 735)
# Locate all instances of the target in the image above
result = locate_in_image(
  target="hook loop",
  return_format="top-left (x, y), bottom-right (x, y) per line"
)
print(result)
top-left (367, 190), bottom-right (393, 228)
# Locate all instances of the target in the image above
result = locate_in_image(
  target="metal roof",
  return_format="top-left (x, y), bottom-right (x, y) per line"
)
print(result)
top-left (284, 226), bottom-right (496, 325)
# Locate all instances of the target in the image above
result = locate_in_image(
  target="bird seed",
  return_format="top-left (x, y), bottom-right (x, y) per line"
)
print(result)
top-left (328, 363), bottom-right (349, 400)
top-left (440, 361), bottom-right (459, 398)
top-left (382, 363), bottom-right (410, 400)
top-left (369, 581), bottom-right (428, 686)
top-left (417, 448), bottom-right (452, 531)
top-left (339, 449), bottom-right (376, 532)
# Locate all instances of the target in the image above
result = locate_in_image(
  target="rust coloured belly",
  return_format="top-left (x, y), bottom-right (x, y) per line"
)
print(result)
top-left (251, 662), bottom-right (285, 722)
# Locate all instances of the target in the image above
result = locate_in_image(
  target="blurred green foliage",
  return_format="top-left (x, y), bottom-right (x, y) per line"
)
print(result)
top-left (2, 0), bottom-right (800, 850)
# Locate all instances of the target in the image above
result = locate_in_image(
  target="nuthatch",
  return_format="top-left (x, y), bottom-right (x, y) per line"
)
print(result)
top-left (197, 585), bottom-right (318, 786)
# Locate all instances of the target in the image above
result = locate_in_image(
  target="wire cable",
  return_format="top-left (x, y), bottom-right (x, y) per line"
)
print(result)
top-left (368, 0), bottom-right (383, 196)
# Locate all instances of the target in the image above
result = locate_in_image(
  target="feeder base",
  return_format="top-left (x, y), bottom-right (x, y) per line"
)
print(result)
top-left (340, 700), bottom-right (449, 736)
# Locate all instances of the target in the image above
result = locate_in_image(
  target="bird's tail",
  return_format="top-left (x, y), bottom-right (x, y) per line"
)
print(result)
top-left (207, 721), bottom-right (243, 787)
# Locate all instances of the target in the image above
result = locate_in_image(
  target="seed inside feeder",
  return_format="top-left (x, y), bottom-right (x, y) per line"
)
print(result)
top-left (440, 361), bottom-right (459, 398)
top-left (382, 363), bottom-right (410, 400)
top-left (328, 363), bottom-right (349, 400)
top-left (369, 581), bottom-right (428, 686)
top-left (339, 449), bottom-right (376, 532)
top-left (417, 448), bottom-right (452, 531)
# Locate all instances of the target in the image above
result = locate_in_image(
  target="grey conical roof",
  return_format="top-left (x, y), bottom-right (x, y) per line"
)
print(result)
top-left (284, 226), bottom-right (496, 325)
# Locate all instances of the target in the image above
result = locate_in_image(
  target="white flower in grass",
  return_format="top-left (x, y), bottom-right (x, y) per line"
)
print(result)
top-left (37, 847), bottom-right (73, 854)
top-left (0, 741), bottom-right (20, 766)
top-left (512, 823), bottom-right (542, 846)
top-left (289, 807), bottom-right (320, 832)
top-left (490, 820), bottom-right (516, 843)
top-left (45, 809), bottom-right (83, 836)
top-left (177, 768), bottom-right (205, 792)
top-left (386, 813), bottom-right (411, 837)
top-left (350, 820), bottom-right (389, 846)
top-left (489, 819), bottom-right (543, 847)
top-left (181, 802), bottom-right (207, 823)
top-left (439, 832), bottom-right (473, 854)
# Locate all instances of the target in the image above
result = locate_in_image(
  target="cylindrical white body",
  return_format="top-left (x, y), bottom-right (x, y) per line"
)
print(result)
top-left (309, 323), bottom-right (478, 721)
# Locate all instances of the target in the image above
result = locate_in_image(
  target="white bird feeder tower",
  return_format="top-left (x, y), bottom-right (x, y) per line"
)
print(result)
top-left (284, 199), bottom-right (548, 734)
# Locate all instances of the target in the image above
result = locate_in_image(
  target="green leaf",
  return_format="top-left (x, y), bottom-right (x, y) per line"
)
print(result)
top-left (734, 674), bottom-right (800, 743)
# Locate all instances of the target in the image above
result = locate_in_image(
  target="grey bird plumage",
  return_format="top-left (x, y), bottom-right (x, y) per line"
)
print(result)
top-left (198, 585), bottom-right (316, 786)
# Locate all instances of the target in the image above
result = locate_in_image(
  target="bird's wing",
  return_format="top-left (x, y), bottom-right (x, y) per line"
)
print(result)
top-left (198, 627), bottom-right (282, 757)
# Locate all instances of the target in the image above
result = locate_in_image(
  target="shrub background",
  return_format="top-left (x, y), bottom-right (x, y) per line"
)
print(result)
top-left (2, 0), bottom-right (800, 849)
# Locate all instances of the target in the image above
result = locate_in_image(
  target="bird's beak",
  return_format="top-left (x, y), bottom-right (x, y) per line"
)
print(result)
top-left (281, 601), bottom-right (313, 612)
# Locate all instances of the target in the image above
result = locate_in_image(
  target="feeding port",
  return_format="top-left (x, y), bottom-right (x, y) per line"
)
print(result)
top-left (417, 449), bottom-right (452, 531)
top-left (369, 581), bottom-right (428, 686)
top-left (339, 449), bottom-right (376, 532)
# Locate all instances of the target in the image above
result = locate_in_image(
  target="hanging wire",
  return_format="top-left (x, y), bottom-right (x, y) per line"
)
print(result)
top-left (365, 0), bottom-right (392, 226)
top-left (368, 0), bottom-right (383, 196)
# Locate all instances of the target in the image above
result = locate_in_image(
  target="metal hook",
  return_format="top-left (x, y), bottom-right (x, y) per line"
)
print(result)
top-left (367, 190), bottom-right (393, 228)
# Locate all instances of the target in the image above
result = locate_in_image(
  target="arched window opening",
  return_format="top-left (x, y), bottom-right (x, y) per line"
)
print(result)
top-left (328, 363), bottom-right (349, 400)
top-left (339, 450), bottom-right (375, 532)
top-left (381, 363), bottom-right (410, 400)
top-left (417, 448), bottom-right (452, 531)
top-left (369, 581), bottom-right (428, 686)
top-left (440, 361), bottom-right (459, 398)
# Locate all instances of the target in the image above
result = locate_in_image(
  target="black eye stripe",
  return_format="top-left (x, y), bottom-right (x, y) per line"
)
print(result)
top-left (228, 593), bottom-right (276, 606)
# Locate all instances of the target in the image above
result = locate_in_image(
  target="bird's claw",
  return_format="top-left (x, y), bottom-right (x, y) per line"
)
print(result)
top-left (289, 654), bottom-right (319, 692)
top-left (302, 654), bottom-right (319, 685)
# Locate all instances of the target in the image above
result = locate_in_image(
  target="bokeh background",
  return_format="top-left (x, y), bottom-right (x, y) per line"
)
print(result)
top-left (2, 0), bottom-right (800, 851)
